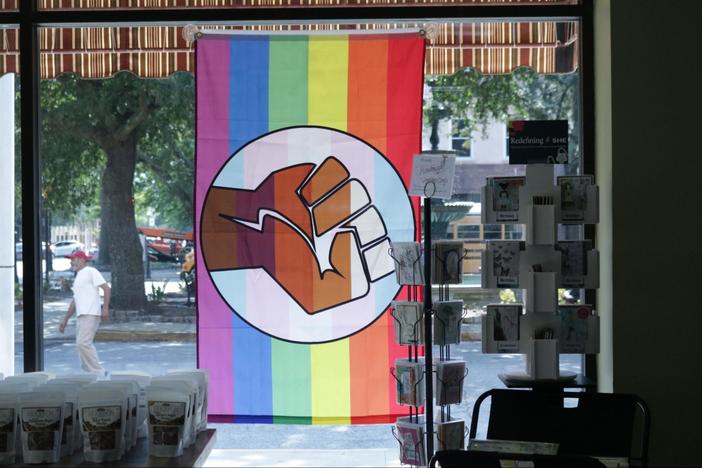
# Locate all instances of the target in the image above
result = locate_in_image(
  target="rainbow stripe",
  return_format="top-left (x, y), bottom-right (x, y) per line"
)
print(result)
top-left (196, 33), bottom-right (425, 424)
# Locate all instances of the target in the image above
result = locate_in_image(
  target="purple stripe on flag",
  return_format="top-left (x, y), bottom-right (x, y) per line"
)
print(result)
top-left (195, 38), bottom-right (234, 416)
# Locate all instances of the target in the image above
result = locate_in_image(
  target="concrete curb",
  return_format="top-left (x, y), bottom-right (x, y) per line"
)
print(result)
top-left (95, 330), bottom-right (195, 342)
top-left (39, 330), bottom-right (474, 343)
top-left (37, 325), bottom-right (472, 343)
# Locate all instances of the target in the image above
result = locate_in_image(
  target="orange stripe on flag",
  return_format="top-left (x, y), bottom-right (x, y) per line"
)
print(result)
top-left (347, 36), bottom-right (391, 421)
top-left (347, 36), bottom-right (389, 154)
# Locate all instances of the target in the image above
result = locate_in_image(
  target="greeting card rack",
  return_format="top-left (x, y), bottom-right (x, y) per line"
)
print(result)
top-left (432, 242), bottom-right (469, 455)
top-left (480, 163), bottom-right (600, 383)
top-left (389, 186), bottom-right (470, 466)
top-left (389, 245), bottom-right (427, 467)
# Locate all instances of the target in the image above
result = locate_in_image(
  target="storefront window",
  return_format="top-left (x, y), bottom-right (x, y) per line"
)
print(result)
top-left (423, 33), bottom-right (584, 381)
top-left (39, 26), bottom-right (196, 375)
top-left (22, 12), bottom-right (585, 454)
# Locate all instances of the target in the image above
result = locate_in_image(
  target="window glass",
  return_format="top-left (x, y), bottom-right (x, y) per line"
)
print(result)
top-left (424, 40), bottom-right (584, 386)
top-left (39, 26), bottom-right (196, 375)
top-left (33, 17), bottom-right (583, 451)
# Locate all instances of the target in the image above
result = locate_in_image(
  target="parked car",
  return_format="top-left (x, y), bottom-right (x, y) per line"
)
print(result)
top-left (51, 240), bottom-right (84, 257)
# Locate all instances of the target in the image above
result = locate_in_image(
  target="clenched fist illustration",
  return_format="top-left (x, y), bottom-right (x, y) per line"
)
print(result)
top-left (202, 154), bottom-right (397, 315)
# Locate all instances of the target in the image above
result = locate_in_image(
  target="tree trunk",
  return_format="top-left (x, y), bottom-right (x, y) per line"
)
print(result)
top-left (97, 190), bottom-right (111, 267)
top-left (101, 135), bottom-right (147, 311)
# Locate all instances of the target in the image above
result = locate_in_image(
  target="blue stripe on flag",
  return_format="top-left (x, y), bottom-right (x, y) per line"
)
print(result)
top-left (229, 36), bottom-right (273, 422)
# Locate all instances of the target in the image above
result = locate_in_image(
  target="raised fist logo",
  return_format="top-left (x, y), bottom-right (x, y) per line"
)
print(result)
top-left (202, 156), bottom-right (394, 315)
top-left (200, 126), bottom-right (415, 343)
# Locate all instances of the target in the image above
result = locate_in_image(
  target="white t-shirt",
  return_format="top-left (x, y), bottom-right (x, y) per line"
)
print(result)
top-left (72, 266), bottom-right (107, 316)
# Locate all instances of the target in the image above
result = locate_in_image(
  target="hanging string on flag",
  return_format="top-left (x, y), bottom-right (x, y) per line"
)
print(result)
top-left (183, 22), bottom-right (439, 46)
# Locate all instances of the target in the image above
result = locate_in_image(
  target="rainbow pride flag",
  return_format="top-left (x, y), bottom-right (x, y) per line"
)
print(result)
top-left (195, 33), bottom-right (425, 424)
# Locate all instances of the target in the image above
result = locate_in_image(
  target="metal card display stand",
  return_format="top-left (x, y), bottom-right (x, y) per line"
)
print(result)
top-left (389, 236), bottom-right (427, 467)
top-left (481, 164), bottom-right (600, 384)
top-left (391, 177), bottom-right (471, 466)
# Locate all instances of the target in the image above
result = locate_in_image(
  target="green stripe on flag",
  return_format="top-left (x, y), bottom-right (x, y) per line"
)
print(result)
top-left (269, 36), bottom-right (309, 130)
top-left (272, 339), bottom-right (312, 424)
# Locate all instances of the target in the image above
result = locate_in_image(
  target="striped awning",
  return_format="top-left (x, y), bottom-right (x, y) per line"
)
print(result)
top-left (0, 21), bottom-right (577, 78)
top-left (2, 0), bottom-right (576, 9)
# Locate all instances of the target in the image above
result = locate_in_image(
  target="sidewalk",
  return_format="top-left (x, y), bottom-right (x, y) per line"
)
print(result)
top-left (16, 285), bottom-right (195, 345)
top-left (204, 448), bottom-right (401, 467)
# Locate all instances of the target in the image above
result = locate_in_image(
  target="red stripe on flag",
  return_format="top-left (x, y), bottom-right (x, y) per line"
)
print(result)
top-left (385, 34), bottom-right (426, 418)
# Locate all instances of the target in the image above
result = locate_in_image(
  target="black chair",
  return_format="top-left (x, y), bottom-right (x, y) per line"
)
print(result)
top-left (429, 450), bottom-right (608, 468)
top-left (468, 389), bottom-right (651, 467)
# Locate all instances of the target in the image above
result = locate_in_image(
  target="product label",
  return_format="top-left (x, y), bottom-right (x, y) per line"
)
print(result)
top-left (149, 401), bottom-right (186, 446)
top-left (22, 407), bottom-right (61, 451)
top-left (0, 409), bottom-right (13, 452)
top-left (148, 401), bottom-right (186, 425)
top-left (81, 406), bottom-right (121, 451)
top-left (21, 407), bottom-right (61, 431)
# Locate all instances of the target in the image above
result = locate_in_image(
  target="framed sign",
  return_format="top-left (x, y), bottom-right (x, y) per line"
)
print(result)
top-left (508, 120), bottom-right (569, 164)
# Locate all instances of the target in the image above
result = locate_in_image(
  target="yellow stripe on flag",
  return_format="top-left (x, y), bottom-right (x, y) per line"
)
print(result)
top-left (311, 340), bottom-right (351, 424)
top-left (308, 34), bottom-right (351, 424)
top-left (308, 35), bottom-right (349, 131)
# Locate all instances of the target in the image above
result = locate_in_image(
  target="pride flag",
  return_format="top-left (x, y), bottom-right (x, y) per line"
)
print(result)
top-left (196, 33), bottom-right (425, 423)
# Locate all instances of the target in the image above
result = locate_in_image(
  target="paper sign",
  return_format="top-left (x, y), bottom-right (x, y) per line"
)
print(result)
top-left (409, 153), bottom-right (456, 199)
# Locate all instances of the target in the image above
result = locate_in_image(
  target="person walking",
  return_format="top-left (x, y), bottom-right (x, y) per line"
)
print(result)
top-left (58, 250), bottom-right (111, 376)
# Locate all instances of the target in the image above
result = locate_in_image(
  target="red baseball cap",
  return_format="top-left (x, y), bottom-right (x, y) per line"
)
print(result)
top-left (67, 250), bottom-right (93, 261)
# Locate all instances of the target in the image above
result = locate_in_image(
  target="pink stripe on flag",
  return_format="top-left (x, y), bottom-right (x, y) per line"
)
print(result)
top-left (196, 38), bottom-right (234, 415)
top-left (196, 38), bottom-right (234, 330)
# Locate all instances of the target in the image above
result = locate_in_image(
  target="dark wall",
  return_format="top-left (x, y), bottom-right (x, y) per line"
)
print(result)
top-left (610, 0), bottom-right (702, 466)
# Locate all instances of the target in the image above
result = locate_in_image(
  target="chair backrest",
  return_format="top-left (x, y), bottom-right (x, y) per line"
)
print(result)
top-left (469, 389), bottom-right (651, 467)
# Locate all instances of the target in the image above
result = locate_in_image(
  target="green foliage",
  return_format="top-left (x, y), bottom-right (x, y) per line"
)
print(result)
top-left (148, 281), bottom-right (168, 304)
top-left (424, 68), bottom-right (529, 150)
top-left (134, 73), bottom-right (195, 230)
top-left (499, 289), bottom-right (517, 304)
top-left (39, 79), bottom-right (103, 220)
top-left (424, 67), bottom-right (579, 159)
top-left (39, 72), bottom-right (195, 229)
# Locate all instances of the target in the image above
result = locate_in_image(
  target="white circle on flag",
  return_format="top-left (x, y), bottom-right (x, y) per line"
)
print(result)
top-left (201, 126), bottom-right (415, 343)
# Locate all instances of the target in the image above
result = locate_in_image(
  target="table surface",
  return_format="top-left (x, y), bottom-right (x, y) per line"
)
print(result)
top-left (17, 428), bottom-right (216, 467)
top-left (498, 373), bottom-right (596, 390)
